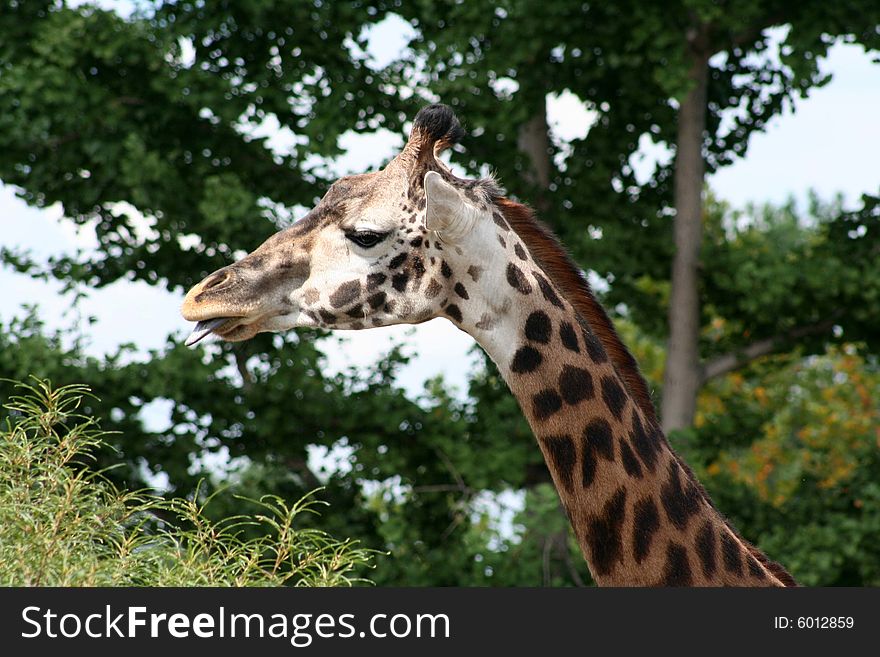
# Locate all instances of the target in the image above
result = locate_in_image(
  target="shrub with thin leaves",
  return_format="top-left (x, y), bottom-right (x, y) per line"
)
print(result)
top-left (0, 378), bottom-right (375, 586)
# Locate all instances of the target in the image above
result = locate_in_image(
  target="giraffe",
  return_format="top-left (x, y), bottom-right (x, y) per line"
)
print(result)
top-left (181, 104), bottom-right (796, 587)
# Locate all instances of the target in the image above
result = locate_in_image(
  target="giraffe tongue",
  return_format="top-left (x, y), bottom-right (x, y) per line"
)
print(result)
top-left (185, 318), bottom-right (231, 347)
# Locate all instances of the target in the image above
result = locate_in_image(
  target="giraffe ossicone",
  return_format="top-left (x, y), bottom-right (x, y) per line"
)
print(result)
top-left (181, 104), bottom-right (796, 587)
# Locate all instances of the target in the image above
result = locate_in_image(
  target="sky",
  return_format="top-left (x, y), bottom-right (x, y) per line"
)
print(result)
top-left (2, 12), bottom-right (880, 403)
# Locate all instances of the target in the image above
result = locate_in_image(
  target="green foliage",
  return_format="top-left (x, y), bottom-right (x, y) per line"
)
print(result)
top-left (677, 344), bottom-right (880, 586)
top-left (701, 193), bottom-right (880, 360)
top-left (389, 0), bottom-right (678, 294)
top-left (387, 0), bottom-right (880, 343)
top-left (0, 0), bottom-right (404, 292)
top-left (482, 484), bottom-right (592, 587)
top-left (0, 378), bottom-right (374, 586)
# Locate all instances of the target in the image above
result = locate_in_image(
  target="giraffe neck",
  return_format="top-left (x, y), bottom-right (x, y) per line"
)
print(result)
top-left (462, 222), bottom-right (790, 587)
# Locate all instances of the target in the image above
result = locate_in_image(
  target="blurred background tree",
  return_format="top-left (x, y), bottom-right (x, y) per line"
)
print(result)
top-left (1, 0), bottom-right (878, 585)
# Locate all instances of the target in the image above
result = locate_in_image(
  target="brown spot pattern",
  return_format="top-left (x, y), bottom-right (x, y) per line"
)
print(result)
top-left (662, 542), bottom-right (693, 586)
top-left (632, 497), bottom-right (660, 564)
top-left (533, 389), bottom-right (563, 421)
top-left (558, 366), bottom-right (594, 406)
top-left (467, 264), bottom-right (483, 281)
top-left (329, 279), bottom-right (361, 308)
top-left (506, 263), bottom-right (532, 294)
top-left (425, 279), bottom-right (442, 298)
top-left (585, 488), bottom-right (627, 577)
top-left (542, 435), bottom-right (576, 492)
top-left (581, 418), bottom-right (615, 488)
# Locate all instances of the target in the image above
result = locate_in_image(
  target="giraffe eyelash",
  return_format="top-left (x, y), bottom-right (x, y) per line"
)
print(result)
top-left (344, 230), bottom-right (390, 249)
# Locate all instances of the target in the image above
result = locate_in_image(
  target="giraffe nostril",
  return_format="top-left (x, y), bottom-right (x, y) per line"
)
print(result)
top-left (202, 270), bottom-right (232, 292)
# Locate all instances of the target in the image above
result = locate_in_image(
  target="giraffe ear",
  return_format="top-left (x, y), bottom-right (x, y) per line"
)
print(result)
top-left (424, 171), bottom-right (479, 242)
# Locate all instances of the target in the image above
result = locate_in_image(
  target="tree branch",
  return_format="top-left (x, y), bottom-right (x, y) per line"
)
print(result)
top-left (411, 483), bottom-right (474, 494)
top-left (560, 532), bottom-right (587, 587)
top-left (724, 9), bottom-right (790, 52)
top-left (234, 351), bottom-right (254, 391)
top-left (284, 455), bottom-right (323, 491)
top-left (700, 316), bottom-right (840, 383)
top-left (542, 533), bottom-right (554, 586)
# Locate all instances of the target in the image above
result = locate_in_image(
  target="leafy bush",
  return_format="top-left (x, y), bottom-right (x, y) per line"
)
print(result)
top-left (0, 378), bottom-right (374, 586)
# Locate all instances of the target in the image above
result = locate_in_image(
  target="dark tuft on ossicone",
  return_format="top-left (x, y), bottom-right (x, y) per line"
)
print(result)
top-left (412, 104), bottom-right (466, 146)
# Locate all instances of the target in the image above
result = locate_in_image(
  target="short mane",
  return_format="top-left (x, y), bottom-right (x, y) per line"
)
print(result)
top-left (496, 197), bottom-right (660, 428)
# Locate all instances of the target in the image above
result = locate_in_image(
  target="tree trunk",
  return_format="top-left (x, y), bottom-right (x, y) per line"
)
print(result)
top-left (517, 95), bottom-right (552, 212)
top-left (661, 31), bottom-right (710, 434)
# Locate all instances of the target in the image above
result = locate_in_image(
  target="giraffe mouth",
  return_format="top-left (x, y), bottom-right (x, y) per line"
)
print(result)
top-left (184, 317), bottom-right (236, 347)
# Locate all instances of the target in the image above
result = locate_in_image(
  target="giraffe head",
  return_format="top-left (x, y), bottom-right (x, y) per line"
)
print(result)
top-left (181, 104), bottom-right (508, 345)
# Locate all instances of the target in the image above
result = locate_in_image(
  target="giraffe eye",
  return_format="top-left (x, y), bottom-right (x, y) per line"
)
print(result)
top-left (345, 230), bottom-right (389, 249)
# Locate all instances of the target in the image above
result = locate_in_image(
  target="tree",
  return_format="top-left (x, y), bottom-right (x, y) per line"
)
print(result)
top-left (657, 1), bottom-right (880, 432)
top-left (0, 0), bottom-right (498, 584)
top-left (388, 0), bottom-right (880, 432)
top-left (684, 340), bottom-right (880, 586)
